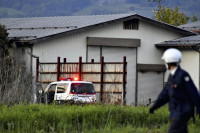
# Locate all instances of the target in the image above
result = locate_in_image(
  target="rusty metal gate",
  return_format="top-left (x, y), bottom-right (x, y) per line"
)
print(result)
top-left (36, 56), bottom-right (127, 104)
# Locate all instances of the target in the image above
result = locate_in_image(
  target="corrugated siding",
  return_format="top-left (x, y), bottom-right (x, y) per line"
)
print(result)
top-left (40, 64), bottom-right (57, 72)
top-left (82, 64), bottom-right (101, 72)
top-left (40, 64), bottom-right (57, 83)
top-left (61, 64), bottom-right (79, 72)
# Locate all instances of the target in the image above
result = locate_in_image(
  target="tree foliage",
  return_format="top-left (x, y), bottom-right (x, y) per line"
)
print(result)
top-left (154, 6), bottom-right (190, 26)
top-left (0, 24), bottom-right (9, 57)
top-left (191, 16), bottom-right (199, 22)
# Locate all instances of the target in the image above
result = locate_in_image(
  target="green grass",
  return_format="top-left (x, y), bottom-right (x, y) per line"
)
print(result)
top-left (0, 104), bottom-right (199, 133)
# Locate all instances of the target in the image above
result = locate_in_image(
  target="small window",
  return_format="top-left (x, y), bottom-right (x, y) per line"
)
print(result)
top-left (123, 19), bottom-right (139, 30)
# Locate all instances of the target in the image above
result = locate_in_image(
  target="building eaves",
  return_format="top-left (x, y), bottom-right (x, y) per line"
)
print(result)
top-left (132, 15), bottom-right (196, 36)
top-left (155, 34), bottom-right (200, 49)
top-left (178, 20), bottom-right (200, 31)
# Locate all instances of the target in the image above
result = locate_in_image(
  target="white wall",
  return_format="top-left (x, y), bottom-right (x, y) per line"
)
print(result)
top-left (137, 21), bottom-right (185, 64)
top-left (181, 50), bottom-right (199, 89)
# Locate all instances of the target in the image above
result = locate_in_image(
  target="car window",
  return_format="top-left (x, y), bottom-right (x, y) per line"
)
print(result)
top-left (48, 84), bottom-right (56, 92)
top-left (71, 83), bottom-right (95, 94)
top-left (56, 83), bottom-right (69, 93)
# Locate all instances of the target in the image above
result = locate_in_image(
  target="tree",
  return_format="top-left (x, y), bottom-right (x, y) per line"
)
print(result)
top-left (0, 24), bottom-right (9, 57)
top-left (0, 24), bottom-right (33, 105)
top-left (191, 16), bottom-right (199, 22)
top-left (154, 6), bottom-right (190, 26)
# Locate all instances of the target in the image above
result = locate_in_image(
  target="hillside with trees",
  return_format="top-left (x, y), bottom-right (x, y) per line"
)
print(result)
top-left (0, 0), bottom-right (199, 19)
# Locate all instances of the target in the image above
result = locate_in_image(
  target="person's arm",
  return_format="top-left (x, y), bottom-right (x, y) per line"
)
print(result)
top-left (149, 87), bottom-right (169, 114)
top-left (183, 74), bottom-right (200, 115)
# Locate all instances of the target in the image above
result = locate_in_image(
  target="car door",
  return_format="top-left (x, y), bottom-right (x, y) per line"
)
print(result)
top-left (54, 83), bottom-right (69, 101)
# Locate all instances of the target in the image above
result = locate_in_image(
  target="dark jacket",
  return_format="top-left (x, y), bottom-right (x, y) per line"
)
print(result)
top-left (151, 66), bottom-right (200, 118)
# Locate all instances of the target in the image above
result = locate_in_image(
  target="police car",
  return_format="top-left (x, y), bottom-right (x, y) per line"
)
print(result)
top-left (44, 77), bottom-right (96, 104)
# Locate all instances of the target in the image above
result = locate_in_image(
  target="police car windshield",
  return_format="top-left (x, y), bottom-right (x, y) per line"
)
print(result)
top-left (70, 83), bottom-right (95, 94)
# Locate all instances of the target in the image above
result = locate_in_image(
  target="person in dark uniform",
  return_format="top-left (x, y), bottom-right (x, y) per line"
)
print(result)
top-left (149, 48), bottom-right (200, 133)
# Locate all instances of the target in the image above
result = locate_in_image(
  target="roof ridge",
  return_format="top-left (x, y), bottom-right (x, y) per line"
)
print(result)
top-left (0, 13), bottom-right (135, 20)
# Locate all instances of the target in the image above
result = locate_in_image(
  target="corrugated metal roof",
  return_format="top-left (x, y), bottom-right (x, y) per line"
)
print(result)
top-left (178, 20), bottom-right (200, 31)
top-left (0, 14), bottom-right (133, 41)
top-left (155, 34), bottom-right (200, 48)
top-left (0, 14), bottom-right (195, 43)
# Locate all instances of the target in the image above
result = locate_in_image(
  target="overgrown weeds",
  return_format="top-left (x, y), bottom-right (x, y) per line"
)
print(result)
top-left (0, 57), bottom-right (33, 105)
top-left (0, 104), bottom-right (199, 133)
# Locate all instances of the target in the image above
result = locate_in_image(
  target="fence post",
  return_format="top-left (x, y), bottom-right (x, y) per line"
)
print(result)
top-left (57, 57), bottom-right (60, 81)
top-left (63, 58), bottom-right (66, 63)
top-left (123, 56), bottom-right (127, 105)
top-left (100, 56), bottom-right (104, 101)
top-left (36, 58), bottom-right (39, 82)
top-left (79, 57), bottom-right (82, 81)
top-left (63, 58), bottom-right (67, 75)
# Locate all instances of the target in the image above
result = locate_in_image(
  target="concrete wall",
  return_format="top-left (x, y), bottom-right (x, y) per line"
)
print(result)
top-left (13, 47), bottom-right (32, 73)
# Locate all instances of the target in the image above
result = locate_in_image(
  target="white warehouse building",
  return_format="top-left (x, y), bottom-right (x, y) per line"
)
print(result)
top-left (0, 14), bottom-right (199, 105)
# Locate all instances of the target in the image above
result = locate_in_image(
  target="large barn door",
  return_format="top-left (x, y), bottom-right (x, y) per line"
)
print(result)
top-left (102, 47), bottom-right (136, 105)
top-left (87, 37), bottom-right (140, 105)
top-left (137, 64), bottom-right (165, 105)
